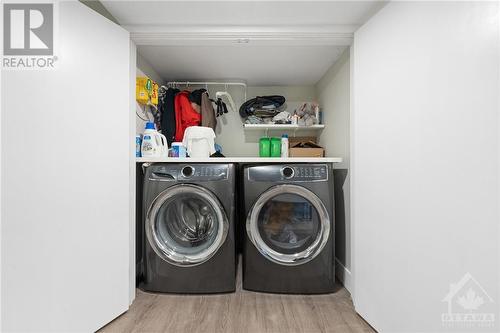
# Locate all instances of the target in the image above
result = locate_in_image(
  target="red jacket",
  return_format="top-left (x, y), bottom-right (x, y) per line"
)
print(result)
top-left (174, 91), bottom-right (201, 142)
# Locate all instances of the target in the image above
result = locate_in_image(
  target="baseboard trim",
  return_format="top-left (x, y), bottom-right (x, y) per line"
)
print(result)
top-left (335, 258), bottom-right (353, 294)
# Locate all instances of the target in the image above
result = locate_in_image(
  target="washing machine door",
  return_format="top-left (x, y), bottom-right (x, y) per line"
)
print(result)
top-left (246, 184), bottom-right (330, 266)
top-left (146, 184), bottom-right (228, 267)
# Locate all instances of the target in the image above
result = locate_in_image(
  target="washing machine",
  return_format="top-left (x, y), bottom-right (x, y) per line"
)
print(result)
top-left (242, 163), bottom-right (334, 294)
top-left (141, 163), bottom-right (236, 294)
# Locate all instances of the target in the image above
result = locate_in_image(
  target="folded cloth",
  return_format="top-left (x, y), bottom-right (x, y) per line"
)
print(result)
top-left (245, 115), bottom-right (264, 124)
top-left (254, 108), bottom-right (280, 118)
top-left (272, 111), bottom-right (290, 123)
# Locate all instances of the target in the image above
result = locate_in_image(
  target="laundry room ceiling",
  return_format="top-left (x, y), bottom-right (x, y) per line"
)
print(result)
top-left (101, 1), bottom-right (385, 27)
top-left (136, 44), bottom-right (346, 86)
top-left (101, 1), bottom-right (386, 85)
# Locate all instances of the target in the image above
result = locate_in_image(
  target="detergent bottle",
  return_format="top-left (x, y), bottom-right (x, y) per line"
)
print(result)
top-left (281, 134), bottom-right (289, 158)
top-left (141, 122), bottom-right (168, 157)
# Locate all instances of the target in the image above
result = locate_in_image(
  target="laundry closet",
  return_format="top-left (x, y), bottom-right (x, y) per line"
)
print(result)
top-left (132, 15), bottom-right (352, 297)
top-left (126, 2), bottom-right (359, 312)
top-left (1, 1), bottom-right (497, 332)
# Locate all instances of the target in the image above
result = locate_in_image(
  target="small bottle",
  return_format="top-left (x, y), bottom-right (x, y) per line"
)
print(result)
top-left (135, 135), bottom-right (142, 157)
top-left (281, 134), bottom-right (289, 158)
top-left (314, 105), bottom-right (320, 124)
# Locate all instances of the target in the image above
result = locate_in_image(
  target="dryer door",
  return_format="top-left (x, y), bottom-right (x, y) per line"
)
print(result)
top-left (146, 184), bottom-right (228, 266)
top-left (246, 184), bottom-right (330, 266)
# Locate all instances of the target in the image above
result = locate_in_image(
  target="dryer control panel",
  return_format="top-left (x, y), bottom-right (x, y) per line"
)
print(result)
top-left (247, 164), bottom-right (329, 182)
top-left (149, 164), bottom-right (229, 181)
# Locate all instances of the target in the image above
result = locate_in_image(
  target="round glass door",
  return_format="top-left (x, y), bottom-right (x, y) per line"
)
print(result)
top-left (146, 184), bottom-right (228, 266)
top-left (246, 184), bottom-right (330, 266)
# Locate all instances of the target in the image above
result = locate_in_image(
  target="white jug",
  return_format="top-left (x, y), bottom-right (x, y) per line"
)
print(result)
top-left (141, 122), bottom-right (168, 157)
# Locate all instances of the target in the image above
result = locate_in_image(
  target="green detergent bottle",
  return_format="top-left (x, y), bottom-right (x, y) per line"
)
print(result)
top-left (270, 137), bottom-right (282, 157)
top-left (259, 137), bottom-right (271, 157)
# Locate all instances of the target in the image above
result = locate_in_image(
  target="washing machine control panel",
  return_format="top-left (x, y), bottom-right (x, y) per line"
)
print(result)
top-left (149, 164), bottom-right (229, 181)
top-left (248, 164), bottom-right (329, 182)
top-left (185, 165), bottom-right (229, 181)
top-left (292, 165), bottom-right (328, 181)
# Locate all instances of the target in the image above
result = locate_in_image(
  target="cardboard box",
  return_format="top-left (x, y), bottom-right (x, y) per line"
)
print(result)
top-left (289, 136), bottom-right (317, 145)
top-left (289, 140), bottom-right (325, 157)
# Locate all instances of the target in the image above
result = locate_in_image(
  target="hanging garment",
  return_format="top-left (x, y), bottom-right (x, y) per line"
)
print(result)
top-left (189, 89), bottom-right (217, 131)
top-left (189, 89), bottom-right (204, 105)
top-left (214, 98), bottom-right (229, 117)
top-left (201, 92), bottom-right (217, 130)
top-left (151, 107), bottom-right (162, 131)
top-left (174, 91), bottom-right (201, 142)
top-left (215, 91), bottom-right (237, 112)
top-left (159, 87), bottom-right (179, 146)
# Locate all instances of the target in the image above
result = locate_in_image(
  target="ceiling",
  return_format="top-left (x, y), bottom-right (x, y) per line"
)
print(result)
top-left (138, 44), bottom-right (346, 86)
top-left (101, 1), bottom-right (386, 85)
top-left (102, 1), bottom-right (385, 27)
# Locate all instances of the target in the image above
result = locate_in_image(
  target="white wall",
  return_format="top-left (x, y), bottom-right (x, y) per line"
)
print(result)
top-left (80, 0), bottom-right (119, 24)
top-left (135, 54), bottom-right (165, 134)
top-left (352, 2), bottom-right (499, 332)
top-left (0, 49), bottom-right (2, 333)
top-left (315, 49), bottom-right (351, 291)
top-left (137, 53), bottom-right (164, 85)
top-left (1, 2), bottom-right (131, 331)
top-left (129, 42), bottom-right (137, 305)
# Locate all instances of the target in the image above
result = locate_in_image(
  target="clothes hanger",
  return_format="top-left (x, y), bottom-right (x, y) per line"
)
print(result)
top-left (215, 91), bottom-right (236, 113)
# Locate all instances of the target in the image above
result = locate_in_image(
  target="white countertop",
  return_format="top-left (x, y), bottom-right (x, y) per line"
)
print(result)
top-left (136, 157), bottom-right (342, 163)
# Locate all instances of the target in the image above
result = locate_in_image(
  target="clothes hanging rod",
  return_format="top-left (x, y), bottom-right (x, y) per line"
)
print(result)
top-left (166, 81), bottom-right (247, 88)
top-left (165, 81), bottom-right (247, 102)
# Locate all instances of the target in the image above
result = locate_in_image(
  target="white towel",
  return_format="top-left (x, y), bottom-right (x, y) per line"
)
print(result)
top-left (182, 126), bottom-right (216, 157)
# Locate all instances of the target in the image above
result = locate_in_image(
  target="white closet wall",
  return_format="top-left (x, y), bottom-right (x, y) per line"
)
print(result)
top-left (352, 2), bottom-right (499, 331)
top-left (2, 2), bottom-right (131, 331)
top-left (129, 42), bottom-right (137, 305)
top-left (137, 53), bottom-right (164, 85)
top-left (316, 49), bottom-right (351, 291)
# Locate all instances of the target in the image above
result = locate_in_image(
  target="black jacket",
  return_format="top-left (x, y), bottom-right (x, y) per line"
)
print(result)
top-left (160, 88), bottom-right (179, 146)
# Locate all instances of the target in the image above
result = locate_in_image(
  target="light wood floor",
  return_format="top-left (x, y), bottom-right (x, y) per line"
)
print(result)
top-left (99, 264), bottom-right (374, 333)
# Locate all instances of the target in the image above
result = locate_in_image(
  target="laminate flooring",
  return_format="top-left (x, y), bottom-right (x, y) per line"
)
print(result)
top-left (99, 263), bottom-right (374, 333)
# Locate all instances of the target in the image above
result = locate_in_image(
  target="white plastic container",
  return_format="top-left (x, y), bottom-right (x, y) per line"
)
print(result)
top-left (182, 126), bottom-right (216, 158)
top-left (141, 122), bottom-right (168, 157)
top-left (281, 134), bottom-right (289, 158)
top-left (171, 142), bottom-right (187, 158)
